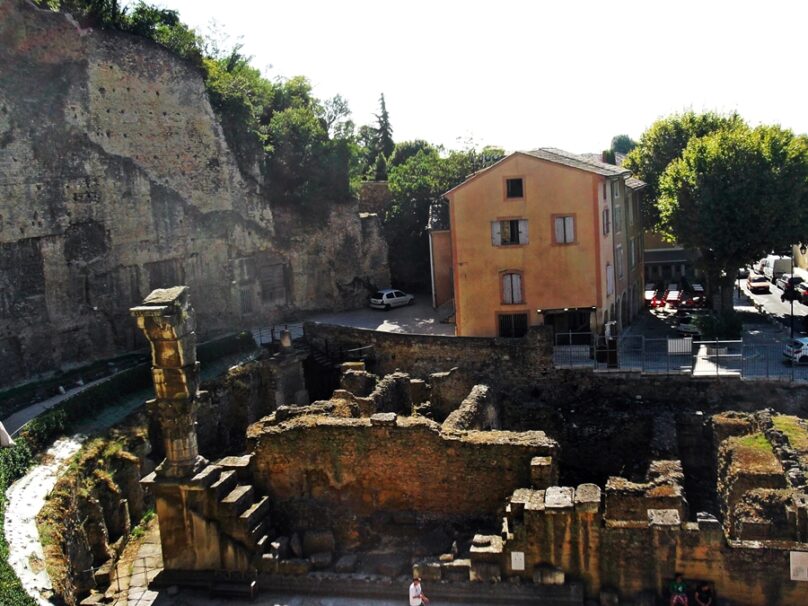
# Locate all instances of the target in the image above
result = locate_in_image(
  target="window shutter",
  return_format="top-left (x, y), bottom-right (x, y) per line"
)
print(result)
top-left (518, 220), bottom-right (528, 244)
top-left (491, 221), bottom-right (501, 246)
top-left (513, 273), bottom-right (522, 303)
top-left (554, 217), bottom-right (565, 243)
top-left (565, 216), bottom-right (575, 242)
top-left (607, 264), bottom-right (614, 295)
top-left (503, 274), bottom-right (513, 304)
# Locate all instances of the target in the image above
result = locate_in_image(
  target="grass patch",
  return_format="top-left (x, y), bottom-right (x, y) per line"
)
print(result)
top-left (737, 432), bottom-right (773, 452)
top-left (772, 415), bottom-right (808, 452)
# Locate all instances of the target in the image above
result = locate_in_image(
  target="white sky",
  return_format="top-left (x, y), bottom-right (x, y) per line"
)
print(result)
top-left (150, 0), bottom-right (808, 154)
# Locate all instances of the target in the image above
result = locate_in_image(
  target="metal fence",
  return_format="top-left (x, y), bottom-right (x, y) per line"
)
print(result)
top-left (553, 333), bottom-right (808, 382)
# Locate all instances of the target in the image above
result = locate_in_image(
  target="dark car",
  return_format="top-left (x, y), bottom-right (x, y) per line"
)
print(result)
top-left (747, 274), bottom-right (771, 294)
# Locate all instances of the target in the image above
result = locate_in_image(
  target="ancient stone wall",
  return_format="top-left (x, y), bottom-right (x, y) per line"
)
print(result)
top-left (246, 414), bottom-right (557, 547)
top-left (303, 322), bottom-right (554, 381)
top-left (0, 0), bottom-right (389, 385)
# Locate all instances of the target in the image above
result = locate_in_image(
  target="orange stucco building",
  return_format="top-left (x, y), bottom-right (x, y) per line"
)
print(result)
top-left (430, 149), bottom-right (645, 338)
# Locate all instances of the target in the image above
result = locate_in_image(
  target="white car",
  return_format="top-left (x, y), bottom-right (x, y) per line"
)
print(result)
top-left (369, 288), bottom-right (414, 310)
top-left (783, 337), bottom-right (808, 365)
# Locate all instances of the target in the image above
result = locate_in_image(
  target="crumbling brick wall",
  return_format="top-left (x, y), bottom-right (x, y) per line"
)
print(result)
top-left (246, 414), bottom-right (557, 546)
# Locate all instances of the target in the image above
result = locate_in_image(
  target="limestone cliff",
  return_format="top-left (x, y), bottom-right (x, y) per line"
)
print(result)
top-left (0, 0), bottom-right (389, 385)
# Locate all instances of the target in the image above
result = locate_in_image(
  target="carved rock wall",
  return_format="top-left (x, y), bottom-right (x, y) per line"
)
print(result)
top-left (0, 0), bottom-right (389, 385)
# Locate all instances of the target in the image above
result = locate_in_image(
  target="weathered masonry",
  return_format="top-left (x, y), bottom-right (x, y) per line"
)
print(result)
top-left (0, 0), bottom-right (389, 385)
top-left (129, 290), bottom-right (807, 605)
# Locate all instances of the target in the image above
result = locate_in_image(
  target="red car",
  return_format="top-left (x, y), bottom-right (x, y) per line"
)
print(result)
top-left (680, 290), bottom-right (707, 309)
top-left (649, 290), bottom-right (665, 308)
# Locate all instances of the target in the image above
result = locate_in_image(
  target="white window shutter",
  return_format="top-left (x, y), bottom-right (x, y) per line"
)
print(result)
top-left (491, 221), bottom-right (501, 246)
top-left (554, 217), bottom-right (565, 243)
top-left (503, 274), bottom-right (513, 304)
top-left (607, 264), bottom-right (614, 295)
top-left (565, 216), bottom-right (575, 242)
top-left (518, 220), bottom-right (528, 244)
top-left (513, 273), bottom-right (522, 303)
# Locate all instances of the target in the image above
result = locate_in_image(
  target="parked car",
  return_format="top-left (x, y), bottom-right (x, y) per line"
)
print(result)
top-left (664, 288), bottom-right (682, 307)
top-left (649, 290), bottom-right (666, 308)
top-left (369, 288), bottom-right (414, 310)
top-left (644, 283), bottom-right (658, 306)
top-left (783, 337), bottom-right (808, 364)
top-left (764, 257), bottom-right (792, 283)
top-left (675, 314), bottom-right (701, 337)
top-left (797, 283), bottom-right (808, 304)
top-left (776, 274), bottom-right (803, 291)
top-left (680, 291), bottom-right (707, 309)
top-left (737, 266), bottom-right (750, 279)
top-left (747, 274), bottom-right (771, 294)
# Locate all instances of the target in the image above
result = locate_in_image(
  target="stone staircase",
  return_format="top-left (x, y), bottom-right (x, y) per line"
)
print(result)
top-left (188, 454), bottom-right (272, 570)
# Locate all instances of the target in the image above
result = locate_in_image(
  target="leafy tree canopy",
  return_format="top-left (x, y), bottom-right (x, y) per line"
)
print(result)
top-left (658, 124), bottom-right (808, 308)
top-left (624, 111), bottom-right (745, 224)
top-left (610, 134), bottom-right (637, 155)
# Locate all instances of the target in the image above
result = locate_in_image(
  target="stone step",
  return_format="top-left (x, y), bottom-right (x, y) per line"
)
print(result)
top-left (256, 534), bottom-right (270, 553)
top-left (239, 495), bottom-right (270, 528)
top-left (216, 454), bottom-right (254, 482)
top-left (227, 517), bottom-right (266, 546)
top-left (220, 484), bottom-right (255, 516)
top-left (191, 464), bottom-right (223, 487)
top-left (210, 469), bottom-right (238, 499)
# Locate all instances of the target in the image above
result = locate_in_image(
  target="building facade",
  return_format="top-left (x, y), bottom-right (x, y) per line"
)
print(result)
top-left (430, 148), bottom-right (645, 338)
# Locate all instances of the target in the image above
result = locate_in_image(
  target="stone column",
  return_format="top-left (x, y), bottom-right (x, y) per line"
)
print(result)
top-left (130, 286), bottom-right (205, 478)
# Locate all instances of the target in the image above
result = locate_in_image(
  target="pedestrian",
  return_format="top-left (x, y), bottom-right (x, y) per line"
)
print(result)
top-left (694, 582), bottom-right (713, 606)
top-left (409, 576), bottom-right (429, 606)
top-left (668, 572), bottom-right (688, 606)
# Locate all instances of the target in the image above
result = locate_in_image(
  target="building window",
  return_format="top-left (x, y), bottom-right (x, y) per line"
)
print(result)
top-left (602, 208), bottom-right (610, 236)
top-left (616, 244), bottom-right (624, 278)
top-left (629, 238), bottom-right (637, 268)
top-left (498, 313), bottom-right (528, 338)
top-left (602, 182), bottom-right (607, 201)
top-left (240, 287), bottom-right (253, 314)
top-left (613, 181), bottom-right (620, 199)
top-left (501, 272), bottom-right (523, 304)
top-left (607, 263), bottom-right (614, 295)
top-left (491, 219), bottom-right (528, 246)
top-left (627, 192), bottom-right (634, 226)
top-left (614, 204), bottom-right (622, 233)
top-left (553, 215), bottom-right (576, 244)
top-left (505, 178), bottom-right (524, 199)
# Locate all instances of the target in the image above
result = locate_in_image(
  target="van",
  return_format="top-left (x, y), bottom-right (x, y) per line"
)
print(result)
top-left (764, 257), bottom-right (791, 282)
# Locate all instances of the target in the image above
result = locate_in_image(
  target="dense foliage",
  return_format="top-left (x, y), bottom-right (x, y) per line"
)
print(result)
top-left (386, 144), bottom-right (504, 289)
top-left (610, 134), bottom-right (637, 155)
top-left (658, 124), bottom-right (808, 309)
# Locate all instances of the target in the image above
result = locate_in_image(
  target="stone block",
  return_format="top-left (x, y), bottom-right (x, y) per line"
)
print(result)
top-left (545, 486), bottom-right (574, 510)
top-left (470, 561), bottom-right (502, 582)
top-left (310, 551), bottom-right (332, 569)
top-left (575, 483), bottom-right (602, 513)
top-left (648, 508), bottom-right (680, 528)
top-left (277, 558), bottom-right (311, 576)
top-left (531, 456), bottom-right (558, 488)
top-left (370, 412), bottom-right (397, 426)
top-left (340, 361), bottom-right (365, 373)
top-left (270, 536), bottom-right (290, 559)
top-left (442, 558), bottom-right (471, 582)
top-left (542, 566), bottom-right (565, 585)
top-left (335, 554), bottom-right (358, 573)
top-left (151, 332), bottom-right (196, 369)
top-left (413, 558), bottom-right (442, 581)
top-left (303, 529), bottom-right (335, 556)
top-left (470, 534), bottom-right (503, 563)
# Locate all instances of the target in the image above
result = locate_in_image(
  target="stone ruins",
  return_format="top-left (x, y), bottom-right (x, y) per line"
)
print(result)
top-left (126, 288), bottom-right (807, 605)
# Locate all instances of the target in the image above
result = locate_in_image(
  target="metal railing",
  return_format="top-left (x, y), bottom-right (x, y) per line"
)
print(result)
top-left (553, 333), bottom-right (808, 382)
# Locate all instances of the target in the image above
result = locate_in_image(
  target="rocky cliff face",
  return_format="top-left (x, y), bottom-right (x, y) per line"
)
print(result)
top-left (0, 0), bottom-right (389, 385)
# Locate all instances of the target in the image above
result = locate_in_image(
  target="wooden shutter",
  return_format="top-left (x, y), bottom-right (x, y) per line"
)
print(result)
top-left (491, 221), bottom-right (501, 246)
top-left (565, 216), bottom-right (575, 242)
top-left (512, 273), bottom-right (523, 303)
top-left (554, 217), bottom-right (565, 243)
top-left (518, 220), bottom-right (528, 244)
top-left (503, 274), bottom-right (513, 304)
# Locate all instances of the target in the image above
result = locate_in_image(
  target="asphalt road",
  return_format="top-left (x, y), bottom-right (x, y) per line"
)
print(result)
top-left (739, 274), bottom-right (808, 338)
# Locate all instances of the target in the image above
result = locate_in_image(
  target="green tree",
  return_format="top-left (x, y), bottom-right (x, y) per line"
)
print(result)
top-left (610, 134), bottom-right (637, 155)
top-left (385, 147), bottom-right (501, 289)
top-left (373, 153), bottom-right (388, 181)
top-left (658, 125), bottom-right (808, 310)
top-left (375, 93), bottom-right (394, 160)
top-left (388, 140), bottom-right (434, 168)
top-left (625, 111), bottom-right (745, 226)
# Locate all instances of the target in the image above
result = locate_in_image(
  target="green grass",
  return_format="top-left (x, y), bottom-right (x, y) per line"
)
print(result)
top-left (772, 415), bottom-right (808, 452)
top-left (737, 432), bottom-right (773, 451)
